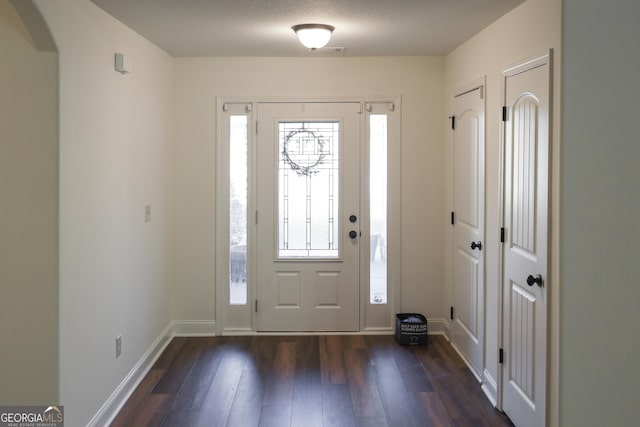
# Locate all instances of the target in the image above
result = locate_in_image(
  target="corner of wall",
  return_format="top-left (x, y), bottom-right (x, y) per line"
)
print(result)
top-left (0, 0), bottom-right (59, 405)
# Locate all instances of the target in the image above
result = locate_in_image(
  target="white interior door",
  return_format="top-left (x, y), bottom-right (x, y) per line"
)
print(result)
top-left (451, 85), bottom-right (485, 378)
top-left (256, 102), bottom-right (361, 331)
top-left (501, 53), bottom-right (551, 427)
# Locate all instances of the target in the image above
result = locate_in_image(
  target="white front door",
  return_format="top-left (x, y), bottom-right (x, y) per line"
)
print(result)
top-left (451, 85), bottom-right (485, 378)
top-left (501, 53), bottom-right (551, 427)
top-left (255, 102), bottom-right (361, 331)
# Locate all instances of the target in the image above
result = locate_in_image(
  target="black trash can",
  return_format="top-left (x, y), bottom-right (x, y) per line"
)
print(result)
top-left (395, 313), bottom-right (428, 345)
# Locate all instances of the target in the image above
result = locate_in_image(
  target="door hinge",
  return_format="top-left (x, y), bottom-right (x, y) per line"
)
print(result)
top-left (500, 227), bottom-right (505, 243)
top-left (450, 306), bottom-right (454, 320)
top-left (499, 348), bottom-right (504, 364)
top-left (255, 300), bottom-right (258, 312)
top-left (451, 211), bottom-right (455, 225)
top-left (255, 121), bottom-right (258, 134)
top-left (255, 210), bottom-right (258, 224)
top-left (449, 115), bottom-right (456, 130)
top-left (502, 106), bottom-right (508, 122)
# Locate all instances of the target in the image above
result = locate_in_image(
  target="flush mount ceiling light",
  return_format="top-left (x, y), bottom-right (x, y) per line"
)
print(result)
top-left (292, 23), bottom-right (335, 49)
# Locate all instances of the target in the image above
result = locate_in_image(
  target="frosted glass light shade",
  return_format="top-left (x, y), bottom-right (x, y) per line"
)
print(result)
top-left (292, 24), bottom-right (335, 49)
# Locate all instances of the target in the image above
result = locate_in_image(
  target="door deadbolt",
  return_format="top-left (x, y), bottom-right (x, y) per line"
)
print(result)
top-left (470, 241), bottom-right (482, 251)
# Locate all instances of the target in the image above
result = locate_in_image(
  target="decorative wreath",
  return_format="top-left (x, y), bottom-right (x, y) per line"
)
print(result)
top-left (282, 129), bottom-right (326, 176)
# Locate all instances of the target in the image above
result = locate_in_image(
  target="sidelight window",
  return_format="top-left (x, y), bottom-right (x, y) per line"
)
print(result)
top-left (370, 114), bottom-right (388, 304)
top-left (229, 115), bottom-right (248, 304)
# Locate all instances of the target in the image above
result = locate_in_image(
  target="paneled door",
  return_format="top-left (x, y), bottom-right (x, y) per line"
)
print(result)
top-left (255, 102), bottom-right (361, 331)
top-left (501, 52), bottom-right (551, 427)
top-left (451, 85), bottom-right (485, 379)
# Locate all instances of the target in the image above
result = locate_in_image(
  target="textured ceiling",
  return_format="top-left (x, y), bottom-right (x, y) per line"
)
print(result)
top-left (90, 0), bottom-right (525, 57)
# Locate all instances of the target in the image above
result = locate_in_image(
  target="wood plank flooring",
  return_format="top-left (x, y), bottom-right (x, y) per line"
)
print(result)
top-left (111, 335), bottom-right (514, 427)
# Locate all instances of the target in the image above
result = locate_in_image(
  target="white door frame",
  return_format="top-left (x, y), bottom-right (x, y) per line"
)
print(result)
top-left (215, 96), bottom-right (401, 335)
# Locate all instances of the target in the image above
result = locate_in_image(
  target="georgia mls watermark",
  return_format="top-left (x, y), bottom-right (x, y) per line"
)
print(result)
top-left (0, 406), bottom-right (63, 427)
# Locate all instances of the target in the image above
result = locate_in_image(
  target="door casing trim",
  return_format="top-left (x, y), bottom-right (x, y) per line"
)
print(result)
top-left (215, 96), bottom-right (402, 335)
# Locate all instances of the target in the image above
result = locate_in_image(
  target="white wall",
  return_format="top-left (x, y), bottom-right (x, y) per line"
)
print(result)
top-left (0, 0), bottom-right (58, 404)
top-left (444, 0), bottom-right (561, 416)
top-left (174, 57), bottom-right (446, 328)
top-left (34, 0), bottom-right (174, 425)
top-left (15, 1), bottom-right (616, 425)
top-left (561, 0), bottom-right (640, 425)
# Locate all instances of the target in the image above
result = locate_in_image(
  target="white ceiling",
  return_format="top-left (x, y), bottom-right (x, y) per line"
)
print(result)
top-left (90, 0), bottom-right (525, 57)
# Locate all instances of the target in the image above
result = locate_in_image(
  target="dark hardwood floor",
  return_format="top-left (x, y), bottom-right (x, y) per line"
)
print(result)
top-left (111, 334), bottom-right (514, 427)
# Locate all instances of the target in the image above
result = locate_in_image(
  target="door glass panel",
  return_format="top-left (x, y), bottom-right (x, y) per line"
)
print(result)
top-left (230, 115), bottom-right (248, 304)
top-left (370, 115), bottom-right (387, 304)
top-left (278, 121), bottom-right (340, 259)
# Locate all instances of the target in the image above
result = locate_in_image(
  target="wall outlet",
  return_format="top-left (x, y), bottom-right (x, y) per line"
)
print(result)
top-left (116, 335), bottom-right (122, 358)
top-left (145, 204), bottom-right (151, 223)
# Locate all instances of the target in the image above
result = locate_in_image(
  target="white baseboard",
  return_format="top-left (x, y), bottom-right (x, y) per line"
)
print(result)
top-left (449, 340), bottom-right (482, 382)
top-left (426, 318), bottom-right (447, 335)
top-left (481, 369), bottom-right (499, 407)
top-left (87, 323), bottom-right (173, 427)
top-left (172, 320), bottom-right (217, 336)
top-left (221, 327), bottom-right (255, 336)
top-left (362, 327), bottom-right (394, 334)
top-left (443, 319), bottom-right (451, 339)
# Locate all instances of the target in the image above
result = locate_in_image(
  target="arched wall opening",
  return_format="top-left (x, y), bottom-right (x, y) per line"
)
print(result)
top-left (0, 0), bottom-right (59, 404)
